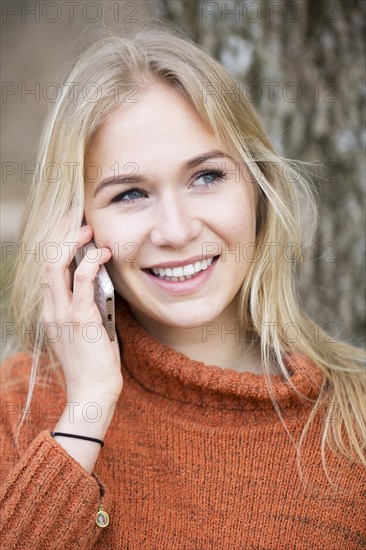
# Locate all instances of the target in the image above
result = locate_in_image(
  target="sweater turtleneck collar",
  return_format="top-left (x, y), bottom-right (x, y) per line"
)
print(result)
top-left (115, 293), bottom-right (324, 412)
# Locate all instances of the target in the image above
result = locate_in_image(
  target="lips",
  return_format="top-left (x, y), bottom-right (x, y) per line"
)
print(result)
top-left (142, 254), bottom-right (219, 295)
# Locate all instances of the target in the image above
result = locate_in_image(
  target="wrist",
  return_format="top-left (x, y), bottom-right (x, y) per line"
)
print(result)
top-left (51, 431), bottom-right (104, 447)
top-left (67, 388), bottom-right (122, 407)
top-left (56, 399), bottom-right (116, 440)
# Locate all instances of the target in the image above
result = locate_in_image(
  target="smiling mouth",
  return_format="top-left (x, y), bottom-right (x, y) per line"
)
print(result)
top-left (144, 255), bottom-right (220, 282)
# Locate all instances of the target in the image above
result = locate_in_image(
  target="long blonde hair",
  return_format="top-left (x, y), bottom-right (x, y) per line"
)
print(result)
top-left (2, 19), bottom-right (365, 481)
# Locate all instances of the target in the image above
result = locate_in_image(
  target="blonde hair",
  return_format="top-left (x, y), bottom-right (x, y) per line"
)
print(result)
top-left (2, 19), bottom-right (365, 483)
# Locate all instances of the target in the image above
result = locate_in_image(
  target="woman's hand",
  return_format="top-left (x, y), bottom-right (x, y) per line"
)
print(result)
top-left (41, 224), bottom-right (123, 405)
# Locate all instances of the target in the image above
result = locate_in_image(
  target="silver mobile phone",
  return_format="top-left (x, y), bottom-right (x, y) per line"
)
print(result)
top-left (73, 238), bottom-right (116, 342)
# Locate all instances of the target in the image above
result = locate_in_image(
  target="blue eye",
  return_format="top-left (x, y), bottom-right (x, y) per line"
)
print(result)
top-left (111, 188), bottom-right (146, 204)
top-left (194, 170), bottom-right (226, 187)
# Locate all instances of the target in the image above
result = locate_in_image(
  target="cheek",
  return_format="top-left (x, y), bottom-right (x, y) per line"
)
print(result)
top-left (211, 196), bottom-right (256, 244)
top-left (235, 207), bottom-right (256, 239)
top-left (103, 236), bottom-right (142, 267)
top-left (96, 214), bottom-right (152, 268)
top-left (103, 238), bottom-right (141, 289)
top-left (84, 211), bottom-right (139, 263)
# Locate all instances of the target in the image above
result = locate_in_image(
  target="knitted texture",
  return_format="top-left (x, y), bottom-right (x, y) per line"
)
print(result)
top-left (1, 293), bottom-right (365, 549)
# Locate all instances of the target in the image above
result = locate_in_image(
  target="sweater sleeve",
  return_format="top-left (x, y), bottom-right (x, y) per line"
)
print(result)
top-left (0, 356), bottom-right (113, 550)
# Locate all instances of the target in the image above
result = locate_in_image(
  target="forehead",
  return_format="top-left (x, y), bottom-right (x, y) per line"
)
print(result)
top-left (86, 84), bottom-right (225, 163)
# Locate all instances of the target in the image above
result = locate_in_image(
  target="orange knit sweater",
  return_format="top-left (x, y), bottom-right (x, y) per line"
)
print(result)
top-left (1, 294), bottom-right (365, 549)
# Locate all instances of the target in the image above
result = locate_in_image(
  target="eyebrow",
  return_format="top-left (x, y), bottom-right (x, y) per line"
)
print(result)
top-left (92, 149), bottom-right (235, 198)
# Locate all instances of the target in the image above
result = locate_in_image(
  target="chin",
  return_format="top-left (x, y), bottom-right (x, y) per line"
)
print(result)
top-left (145, 303), bottom-right (226, 330)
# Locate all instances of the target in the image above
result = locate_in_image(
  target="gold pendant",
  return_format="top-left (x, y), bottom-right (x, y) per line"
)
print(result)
top-left (96, 505), bottom-right (109, 528)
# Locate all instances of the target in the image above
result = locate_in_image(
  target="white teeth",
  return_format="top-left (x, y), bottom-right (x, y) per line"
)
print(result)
top-left (150, 257), bottom-right (215, 279)
top-left (172, 266), bottom-right (184, 277)
top-left (183, 264), bottom-right (195, 276)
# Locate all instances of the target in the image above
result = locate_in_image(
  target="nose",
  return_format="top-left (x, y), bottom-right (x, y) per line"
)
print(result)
top-left (150, 192), bottom-right (202, 249)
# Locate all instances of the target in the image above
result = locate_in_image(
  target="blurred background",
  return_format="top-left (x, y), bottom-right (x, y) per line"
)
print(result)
top-left (1, 0), bottom-right (365, 347)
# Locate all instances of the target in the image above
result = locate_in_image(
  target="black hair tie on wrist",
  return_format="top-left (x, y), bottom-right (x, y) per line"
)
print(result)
top-left (51, 431), bottom-right (104, 447)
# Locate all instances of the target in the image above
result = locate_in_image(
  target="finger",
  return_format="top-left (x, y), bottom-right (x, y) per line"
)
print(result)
top-left (47, 226), bottom-right (93, 307)
top-left (72, 247), bottom-right (112, 312)
top-left (44, 225), bottom-right (92, 280)
top-left (67, 257), bottom-right (76, 290)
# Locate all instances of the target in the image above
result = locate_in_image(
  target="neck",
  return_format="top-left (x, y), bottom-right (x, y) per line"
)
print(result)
top-left (129, 297), bottom-right (263, 375)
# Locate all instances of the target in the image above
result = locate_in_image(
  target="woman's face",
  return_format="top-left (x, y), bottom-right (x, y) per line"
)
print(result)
top-left (84, 84), bottom-right (258, 330)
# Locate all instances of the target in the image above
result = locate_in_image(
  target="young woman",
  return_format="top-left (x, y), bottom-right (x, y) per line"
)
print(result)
top-left (1, 20), bottom-right (365, 549)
